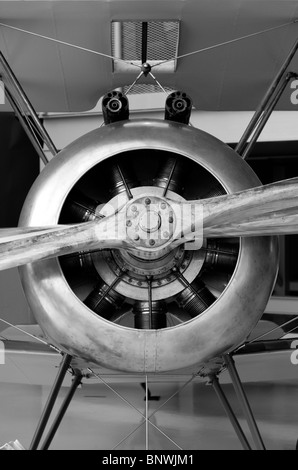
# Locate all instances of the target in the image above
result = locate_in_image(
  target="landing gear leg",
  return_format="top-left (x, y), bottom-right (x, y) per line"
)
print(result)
top-left (224, 354), bottom-right (266, 450)
top-left (208, 374), bottom-right (251, 450)
top-left (29, 354), bottom-right (72, 450)
top-left (40, 370), bottom-right (83, 450)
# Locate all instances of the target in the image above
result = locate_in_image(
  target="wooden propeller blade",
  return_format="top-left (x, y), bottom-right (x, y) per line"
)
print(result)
top-left (0, 211), bottom-right (128, 271)
top-left (1, 175), bottom-right (298, 273)
top-left (200, 176), bottom-right (298, 238)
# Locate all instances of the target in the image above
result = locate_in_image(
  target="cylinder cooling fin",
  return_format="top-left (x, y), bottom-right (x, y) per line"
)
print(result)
top-left (18, 120), bottom-right (279, 373)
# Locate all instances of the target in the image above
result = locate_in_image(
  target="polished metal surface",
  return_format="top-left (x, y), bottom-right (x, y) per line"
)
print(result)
top-left (93, 185), bottom-right (205, 301)
top-left (1, 357), bottom-right (298, 450)
top-left (19, 119), bottom-right (278, 373)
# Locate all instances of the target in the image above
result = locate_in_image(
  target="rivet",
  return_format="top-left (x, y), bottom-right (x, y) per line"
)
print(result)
top-left (126, 220), bottom-right (132, 227)
top-left (149, 239), bottom-right (155, 246)
top-left (145, 198), bottom-right (151, 205)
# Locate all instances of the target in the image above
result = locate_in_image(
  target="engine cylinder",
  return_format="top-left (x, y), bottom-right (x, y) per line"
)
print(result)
top-left (109, 162), bottom-right (139, 198)
top-left (153, 155), bottom-right (186, 195)
top-left (61, 189), bottom-right (100, 222)
top-left (205, 241), bottom-right (239, 273)
top-left (59, 252), bottom-right (96, 277)
top-left (84, 279), bottom-right (125, 320)
top-left (133, 301), bottom-right (167, 329)
top-left (176, 278), bottom-right (216, 317)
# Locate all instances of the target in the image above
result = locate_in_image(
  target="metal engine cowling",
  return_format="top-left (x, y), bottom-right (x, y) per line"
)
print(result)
top-left (18, 119), bottom-right (279, 373)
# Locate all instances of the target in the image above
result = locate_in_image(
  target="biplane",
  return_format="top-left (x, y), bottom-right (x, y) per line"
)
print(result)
top-left (0, 0), bottom-right (298, 450)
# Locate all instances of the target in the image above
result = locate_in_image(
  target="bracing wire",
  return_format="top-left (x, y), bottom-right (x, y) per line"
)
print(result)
top-left (0, 317), bottom-right (60, 352)
top-left (0, 22), bottom-right (142, 69)
top-left (151, 20), bottom-right (298, 68)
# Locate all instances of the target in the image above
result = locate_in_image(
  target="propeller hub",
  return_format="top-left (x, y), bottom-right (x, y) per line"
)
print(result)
top-left (126, 195), bottom-right (174, 253)
top-left (139, 210), bottom-right (161, 233)
top-left (91, 186), bottom-right (205, 301)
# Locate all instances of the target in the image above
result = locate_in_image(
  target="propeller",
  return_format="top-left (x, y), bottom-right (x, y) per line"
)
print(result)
top-left (1, 175), bottom-right (298, 272)
top-left (0, 208), bottom-right (128, 271)
top-left (199, 175), bottom-right (298, 238)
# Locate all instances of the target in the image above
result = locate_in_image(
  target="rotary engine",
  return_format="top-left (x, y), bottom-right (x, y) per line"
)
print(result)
top-left (59, 91), bottom-right (238, 330)
top-left (18, 91), bottom-right (278, 373)
top-left (59, 153), bottom-right (238, 330)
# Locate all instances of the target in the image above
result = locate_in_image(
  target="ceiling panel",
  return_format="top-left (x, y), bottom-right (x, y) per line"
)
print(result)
top-left (0, 0), bottom-right (297, 112)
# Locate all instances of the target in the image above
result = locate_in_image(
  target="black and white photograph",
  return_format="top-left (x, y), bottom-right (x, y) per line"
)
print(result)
top-left (0, 0), bottom-right (298, 452)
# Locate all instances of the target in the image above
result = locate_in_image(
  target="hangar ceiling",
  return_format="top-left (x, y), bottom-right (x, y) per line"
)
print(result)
top-left (0, 0), bottom-right (297, 112)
